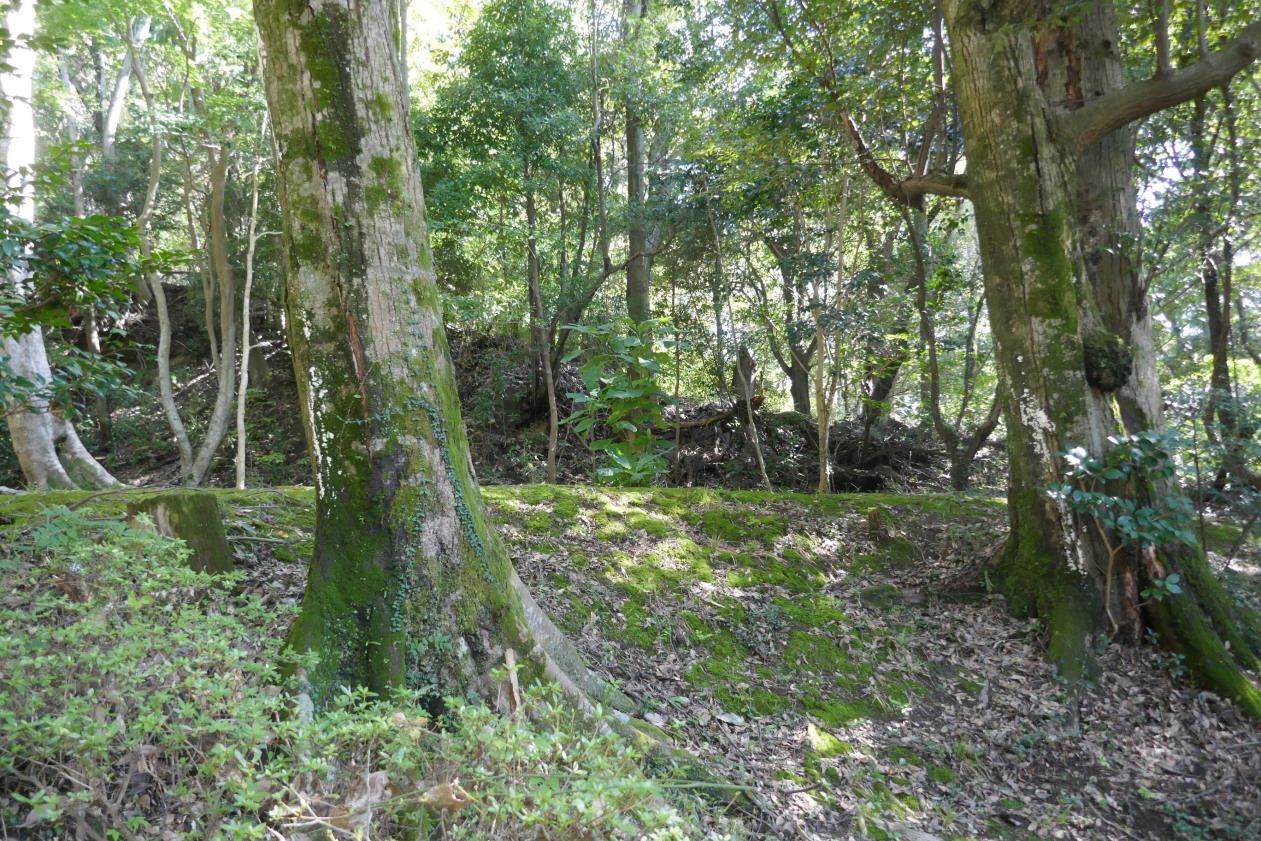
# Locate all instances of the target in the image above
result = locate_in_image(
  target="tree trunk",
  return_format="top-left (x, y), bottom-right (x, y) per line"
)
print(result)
top-left (814, 317), bottom-right (832, 494)
top-left (525, 179), bottom-right (559, 484)
top-left (100, 17), bottom-right (150, 166)
top-left (186, 149), bottom-right (239, 486)
top-left (56, 61), bottom-right (113, 448)
top-left (787, 354), bottom-right (811, 416)
top-left (1, 0), bottom-right (117, 491)
top-left (128, 50), bottom-right (197, 482)
top-left (945, 0), bottom-right (1261, 716)
top-left (237, 126), bottom-right (269, 489)
top-left (711, 273), bottom-right (727, 393)
top-left (1063, 5), bottom-right (1261, 681)
top-left (180, 146), bottom-right (219, 370)
top-left (764, 236), bottom-right (815, 416)
top-left (624, 0), bottom-right (650, 325)
top-left (253, 0), bottom-right (624, 710)
top-left (950, 0), bottom-right (1142, 692)
top-left (907, 208), bottom-right (999, 491)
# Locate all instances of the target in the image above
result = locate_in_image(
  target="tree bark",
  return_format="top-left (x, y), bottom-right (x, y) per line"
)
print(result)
top-left (1062, 4), bottom-right (1261, 674)
top-left (945, 0), bottom-right (1261, 716)
top-left (1, 0), bottom-right (117, 491)
top-left (253, 0), bottom-right (624, 710)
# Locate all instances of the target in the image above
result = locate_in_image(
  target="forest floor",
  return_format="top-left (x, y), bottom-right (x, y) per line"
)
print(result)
top-left (485, 487), bottom-right (1261, 841)
top-left (10, 484), bottom-right (1252, 841)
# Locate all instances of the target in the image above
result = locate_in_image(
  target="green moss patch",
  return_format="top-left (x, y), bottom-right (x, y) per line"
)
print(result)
top-left (806, 696), bottom-right (879, 727)
top-left (806, 722), bottom-right (851, 758)
top-left (728, 553), bottom-right (826, 591)
top-left (784, 631), bottom-right (851, 672)
top-left (698, 508), bottom-right (786, 544)
top-left (610, 601), bottom-right (660, 648)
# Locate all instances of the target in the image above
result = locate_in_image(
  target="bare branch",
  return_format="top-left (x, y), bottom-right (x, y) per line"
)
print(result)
top-left (903, 173), bottom-right (970, 202)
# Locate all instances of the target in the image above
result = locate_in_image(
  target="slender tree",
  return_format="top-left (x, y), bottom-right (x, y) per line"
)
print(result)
top-left (623, 0), bottom-right (651, 325)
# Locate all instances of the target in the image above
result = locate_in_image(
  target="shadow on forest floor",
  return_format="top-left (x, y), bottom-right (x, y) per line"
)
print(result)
top-left (487, 486), bottom-right (1260, 841)
top-left (1, 485), bottom-right (1257, 841)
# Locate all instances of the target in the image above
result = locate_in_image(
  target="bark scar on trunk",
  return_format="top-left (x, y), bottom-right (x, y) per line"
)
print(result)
top-left (346, 310), bottom-right (371, 428)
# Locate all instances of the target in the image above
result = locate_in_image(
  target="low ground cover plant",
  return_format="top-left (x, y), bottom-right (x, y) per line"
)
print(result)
top-left (0, 506), bottom-right (696, 840)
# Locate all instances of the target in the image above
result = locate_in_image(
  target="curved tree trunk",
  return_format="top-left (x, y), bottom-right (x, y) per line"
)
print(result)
top-left (127, 52), bottom-right (197, 482)
top-left (1, 0), bottom-right (117, 491)
top-left (907, 209), bottom-right (999, 491)
top-left (253, 0), bottom-right (626, 711)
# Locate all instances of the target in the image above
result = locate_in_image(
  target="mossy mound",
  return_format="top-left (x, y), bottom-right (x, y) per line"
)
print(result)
top-left (484, 486), bottom-right (956, 730)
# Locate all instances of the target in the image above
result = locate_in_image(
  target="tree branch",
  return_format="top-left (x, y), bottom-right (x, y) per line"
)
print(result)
top-left (1066, 20), bottom-right (1261, 155)
top-left (903, 172), bottom-right (970, 202)
top-left (764, 0), bottom-right (969, 206)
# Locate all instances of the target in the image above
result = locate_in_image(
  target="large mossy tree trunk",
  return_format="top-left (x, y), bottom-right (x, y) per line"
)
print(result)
top-left (1055, 4), bottom-right (1261, 670)
top-left (253, 0), bottom-right (622, 710)
top-left (944, 0), bottom-right (1261, 716)
top-left (947, 0), bottom-right (1113, 692)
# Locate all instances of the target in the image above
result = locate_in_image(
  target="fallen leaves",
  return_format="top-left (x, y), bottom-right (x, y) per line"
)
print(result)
top-left (501, 491), bottom-right (1261, 841)
top-left (417, 780), bottom-right (471, 813)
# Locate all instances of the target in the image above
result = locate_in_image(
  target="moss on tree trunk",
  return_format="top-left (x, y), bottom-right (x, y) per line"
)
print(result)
top-left (253, 0), bottom-right (628, 714)
top-left (126, 493), bottom-right (234, 575)
top-left (945, 0), bottom-right (1261, 717)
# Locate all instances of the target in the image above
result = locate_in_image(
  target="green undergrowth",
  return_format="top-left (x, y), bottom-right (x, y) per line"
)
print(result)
top-left (7, 483), bottom-right (1253, 839)
top-left (1, 484), bottom-right (1005, 838)
top-left (0, 487), bottom-right (960, 739)
top-left (0, 501), bottom-right (706, 840)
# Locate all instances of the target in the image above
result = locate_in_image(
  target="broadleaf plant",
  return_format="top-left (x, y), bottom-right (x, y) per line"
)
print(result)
top-left (562, 318), bottom-right (682, 486)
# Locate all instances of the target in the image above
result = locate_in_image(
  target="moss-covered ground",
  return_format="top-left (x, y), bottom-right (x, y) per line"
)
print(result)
top-left (486, 486), bottom-right (938, 728)
top-left (2, 484), bottom-right (1257, 841)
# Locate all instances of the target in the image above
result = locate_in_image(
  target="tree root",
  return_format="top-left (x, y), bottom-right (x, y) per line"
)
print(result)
top-left (1141, 546), bottom-right (1261, 718)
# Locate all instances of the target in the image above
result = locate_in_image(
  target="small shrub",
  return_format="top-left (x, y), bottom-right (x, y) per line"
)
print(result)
top-left (563, 319), bottom-right (682, 487)
top-left (1049, 431), bottom-right (1197, 551)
